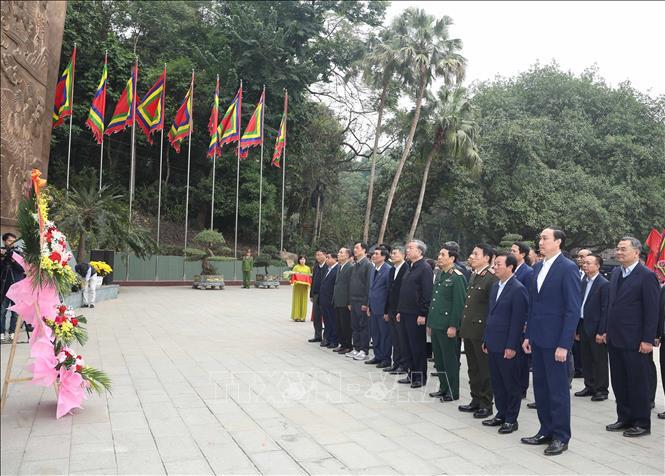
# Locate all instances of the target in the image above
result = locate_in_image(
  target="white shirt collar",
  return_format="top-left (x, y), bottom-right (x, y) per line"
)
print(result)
top-left (543, 251), bottom-right (561, 265)
top-left (585, 271), bottom-right (599, 282)
top-left (622, 260), bottom-right (639, 275)
top-left (499, 274), bottom-right (513, 286)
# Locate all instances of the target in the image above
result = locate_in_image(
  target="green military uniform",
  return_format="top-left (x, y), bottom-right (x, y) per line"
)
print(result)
top-left (428, 267), bottom-right (467, 399)
top-left (241, 255), bottom-right (254, 288)
top-left (459, 265), bottom-right (498, 410)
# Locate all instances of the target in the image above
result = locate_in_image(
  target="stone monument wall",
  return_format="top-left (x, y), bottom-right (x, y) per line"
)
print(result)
top-left (1, 1), bottom-right (67, 233)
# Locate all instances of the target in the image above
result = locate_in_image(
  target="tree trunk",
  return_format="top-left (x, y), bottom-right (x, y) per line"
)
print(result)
top-left (313, 192), bottom-right (321, 245)
top-left (377, 71), bottom-right (427, 243)
top-left (77, 230), bottom-right (86, 262)
top-left (363, 79), bottom-right (389, 244)
top-left (406, 131), bottom-right (443, 242)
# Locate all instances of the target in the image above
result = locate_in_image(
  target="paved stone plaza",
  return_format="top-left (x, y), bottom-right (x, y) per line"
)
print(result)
top-left (1, 286), bottom-right (663, 475)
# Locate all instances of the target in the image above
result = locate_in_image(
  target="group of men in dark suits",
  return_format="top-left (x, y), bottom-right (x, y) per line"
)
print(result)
top-left (304, 229), bottom-right (662, 457)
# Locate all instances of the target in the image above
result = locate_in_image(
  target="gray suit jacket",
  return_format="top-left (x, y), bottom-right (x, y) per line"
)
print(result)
top-left (333, 261), bottom-right (354, 308)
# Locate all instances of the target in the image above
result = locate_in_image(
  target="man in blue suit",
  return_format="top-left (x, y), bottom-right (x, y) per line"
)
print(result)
top-left (573, 254), bottom-right (610, 401)
top-left (482, 253), bottom-right (528, 434)
top-left (318, 252), bottom-right (340, 349)
top-left (521, 228), bottom-right (581, 456)
top-left (511, 241), bottom-right (535, 399)
top-left (605, 237), bottom-right (659, 437)
top-left (366, 246), bottom-right (393, 368)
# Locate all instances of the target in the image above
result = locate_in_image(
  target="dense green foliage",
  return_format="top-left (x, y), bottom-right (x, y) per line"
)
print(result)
top-left (49, 2), bottom-right (664, 259)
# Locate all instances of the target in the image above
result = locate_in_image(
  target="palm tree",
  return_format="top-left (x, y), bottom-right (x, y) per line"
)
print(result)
top-left (377, 8), bottom-right (466, 243)
top-left (406, 86), bottom-right (481, 242)
top-left (50, 183), bottom-right (157, 261)
top-left (359, 30), bottom-right (400, 243)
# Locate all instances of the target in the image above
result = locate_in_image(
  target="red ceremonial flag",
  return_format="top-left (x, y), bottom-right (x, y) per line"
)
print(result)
top-left (207, 75), bottom-right (220, 158)
top-left (52, 46), bottom-right (76, 128)
top-left (272, 91), bottom-right (288, 167)
top-left (239, 89), bottom-right (265, 159)
top-left (645, 228), bottom-right (665, 270)
top-left (217, 86), bottom-right (242, 149)
top-left (84, 54), bottom-right (108, 144)
top-left (168, 72), bottom-right (194, 153)
top-left (136, 67), bottom-right (166, 144)
top-left (106, 62), bottom-right (138, 135)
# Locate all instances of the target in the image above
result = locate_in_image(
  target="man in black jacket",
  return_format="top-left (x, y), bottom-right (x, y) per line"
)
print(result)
top-left (308, 248), bottom-right (327, 344)
top-left (384, 246), bottom-right (410, 374)
top-left (396, 240), bottom-right (433, 388)
top-left (347, 242), bottom-right (373, 361)
top-left (574, 254), bottom-right (610, 401)
top-left (1, 233), bottom-right (25, 342)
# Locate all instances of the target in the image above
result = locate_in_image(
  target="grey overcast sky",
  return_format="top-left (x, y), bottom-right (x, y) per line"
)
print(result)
top-left (385, 1), bottom-right (665, 96)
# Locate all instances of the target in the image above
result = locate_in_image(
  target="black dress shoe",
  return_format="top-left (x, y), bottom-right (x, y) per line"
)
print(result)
top-left (458, 403), bottom-right (480, 413)
top-left (527, 402), bottom-right (537, 409)
top-left (390, 367), bottom-right (408, 375)
top-left (623, 426), bottom-right (650, 437)
top-left (319, 340), bottom-right (328, 347)
top-left (365, 358), bottom-right (380, 365)
top-left (338, 348), bottom-right (352, 354)
top-left (383, 365), bottom-right (399, 372)
top-left (521, 391), bottom-right (527, 399)
top-left (440, 394), bottom-right (458, 402)
top-left (544, 439), bottom-right (568, 455)
top-left (376, 361), bottom-right (391, 369)
top-left (658, 412), bottom-right (665, 420)
top-left (473, 408), bottom-right (493, 419)
top-left (482, 417), bottom-right (504, 427)
top-left (573, 370), bottom-right (583, 378)
top-left (591, 393), bottom-right (608, 401)
top-left (326, 343), bottom-right (336, 348)
top-left (429, 390), bottom-right (444, 398)
top-left (410, 381), bottom-right (424, 388)
top-left (574, 387), bottom-right (593, 397)
top-left (521, 434), bottom-right (552, 445)
top-left (333, 346), bottom-right (343, 352)
top-left (606, 421), bottom-right (631, 432)
top-left (397, 377), bottom-right (411, 384)
top-left (498, 422), bottom-right (519, 434)
top-left (308, 338), bottom-right (322, 343)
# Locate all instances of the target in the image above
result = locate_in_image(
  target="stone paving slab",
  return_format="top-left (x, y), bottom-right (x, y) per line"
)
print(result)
top-left (1, 286), bottom-right (663, 475)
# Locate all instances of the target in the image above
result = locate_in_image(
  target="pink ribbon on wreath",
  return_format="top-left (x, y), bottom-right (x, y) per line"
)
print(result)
top-left (6, 254), bottom-right (60, 329)
top-left (56, 367), bottom-right (86, 419)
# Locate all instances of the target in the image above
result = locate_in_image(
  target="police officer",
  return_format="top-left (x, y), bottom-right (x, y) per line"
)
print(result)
top-left (459, 243), bottom-right (499, 419)
top-left (428, 244), bottom-right (467, 401)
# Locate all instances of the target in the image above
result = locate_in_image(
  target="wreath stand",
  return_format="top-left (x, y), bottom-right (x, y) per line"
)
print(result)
top-left (0, 302), bottom-right (58, 414)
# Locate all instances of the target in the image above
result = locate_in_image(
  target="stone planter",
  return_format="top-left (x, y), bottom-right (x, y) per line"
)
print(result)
top-left (254, 274), bottom-right (280, 289)
top-left (193, 274), bottom-right (225, 290)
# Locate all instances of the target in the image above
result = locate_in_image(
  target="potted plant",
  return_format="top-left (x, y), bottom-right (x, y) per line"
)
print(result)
top-left (186, 230), bottom-right (231, 289)
top-left (254, 245), bottom-right (282, 288)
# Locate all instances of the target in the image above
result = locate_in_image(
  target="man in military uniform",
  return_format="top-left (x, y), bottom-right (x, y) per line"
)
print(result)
top-left (459, 243), bottom-right (499, 419)
top-left (428, 244), bottom-right (467, 401)
top-left (241, 249), bottom-right (254, 289)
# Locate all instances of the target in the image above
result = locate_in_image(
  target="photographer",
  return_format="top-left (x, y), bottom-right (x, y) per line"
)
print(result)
top-left (1, 232), bottom-right (25, 342)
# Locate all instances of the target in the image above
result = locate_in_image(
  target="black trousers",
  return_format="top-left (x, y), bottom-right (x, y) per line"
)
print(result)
top-left (488, 351), bottom-right (521, 423)
top-left (388, 312), bottom-right (404, 368)
top-left (401, 312), bottom-right (427, 384)
top-left (580, 330), bottom-right (609, 394)
top-left (350, 303), bottom-right (369, 353)
top-left (608, 344), bottom-right (652, 429)
top-left (335, 306), bottom-right (352, 349)
top-left (312, 294), bottom-right (323, 340)
top-left (660, 344), bottom-right (665, 395)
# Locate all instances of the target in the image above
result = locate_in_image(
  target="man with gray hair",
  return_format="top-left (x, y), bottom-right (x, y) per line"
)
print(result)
top-left (605, 237), bottom-right (659, 437)
top-left (396, 240), bottom-right (433, 388)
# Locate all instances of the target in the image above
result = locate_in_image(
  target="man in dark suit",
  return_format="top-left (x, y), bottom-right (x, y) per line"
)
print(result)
top-left (511, 241), bottom-right (534, 399)
top-left (366, 246), bottom-right (393, 368)
top-left (319, 252), bottom-right (339, 349)
top-left (605, 237), bottom-right (659, 437)
top-left (347, 242), bottom-right (373, 361)
top-left (308, 248), bottom-right (327, 344)
top-left (521, 228), bottom-right (581, 456)
top-left (396, 240), bottom-right (433, 388)
top-left (573, 254), bottom-right (610, 401)
top-left (482, 253), bottom-right (528, 434)
top-left (459, 244), bottom-right (498, 419)
top-left (333, 247), bottom-right (354, 354)
top-left (384, 246), bottom-right (410, 374)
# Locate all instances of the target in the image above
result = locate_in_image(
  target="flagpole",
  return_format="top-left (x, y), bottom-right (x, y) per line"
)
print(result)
top-left (98, 50), bottom-right (107, 192)
top-left (66, 43), bottom-right (76, 192)
top-left (279, 90), bottom-right (288, 256)
top-left (183, 69), bottom-right (194, 280)
top-left (155, 64), bottom-right (166, 281)
top-left (233, 79), bottom-right (243, 281)
top-left (257, 86), bottom-right (266, 256)
top-left (210, 75), bottom-right (219, 231)
top-left (128, 58), bottom-right (138, 223)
